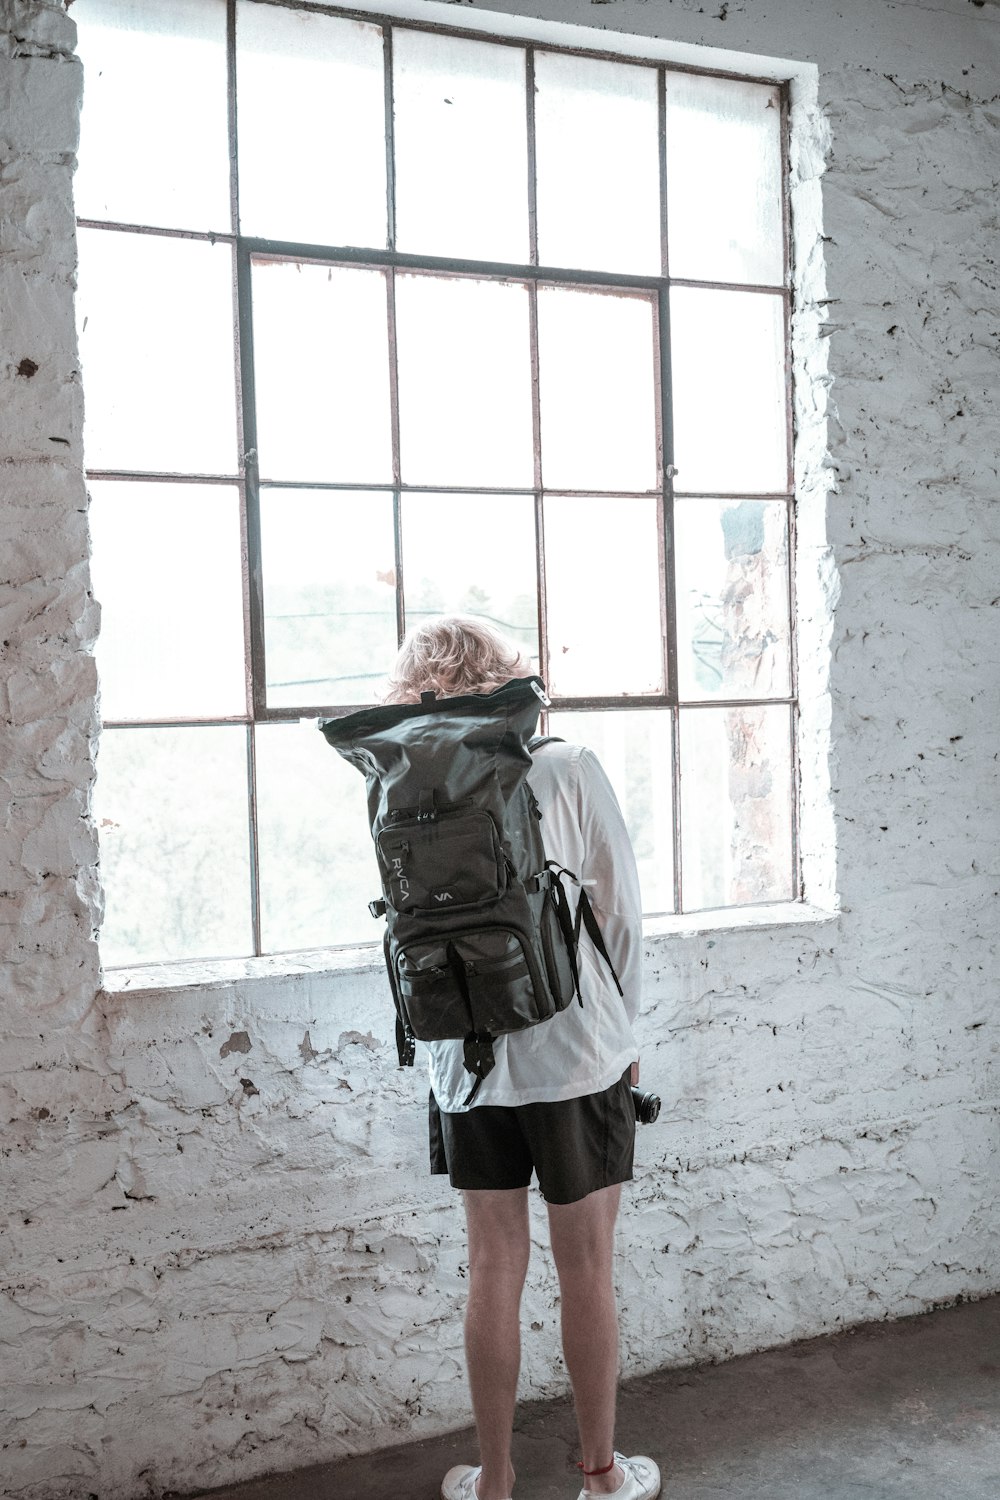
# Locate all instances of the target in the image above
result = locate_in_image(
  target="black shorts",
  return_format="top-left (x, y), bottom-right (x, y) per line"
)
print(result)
top-left (429, 1070), bottom-right (635, 1205)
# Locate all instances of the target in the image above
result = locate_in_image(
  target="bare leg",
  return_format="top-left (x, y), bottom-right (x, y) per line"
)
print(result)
top-left (462, 1187), bottom-right (531, 1500)
top-left (547, 1184), bottom-right (623, 1495)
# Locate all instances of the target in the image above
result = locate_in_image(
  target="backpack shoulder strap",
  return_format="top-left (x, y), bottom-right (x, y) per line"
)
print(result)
top-left (528, 735), bottom-right (564, 753)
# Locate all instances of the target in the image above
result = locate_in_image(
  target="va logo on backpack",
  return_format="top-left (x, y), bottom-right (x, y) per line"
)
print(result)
top-left (320, 677), bottom-right (619, 1103)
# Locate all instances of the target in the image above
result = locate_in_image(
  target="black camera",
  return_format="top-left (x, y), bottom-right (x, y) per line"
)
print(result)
top-left (631, 1086), bottom-right (661, 1125)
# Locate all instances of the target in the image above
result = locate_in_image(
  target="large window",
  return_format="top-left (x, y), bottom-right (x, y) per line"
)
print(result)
top-left (75, 0), bottom-right (797, 967)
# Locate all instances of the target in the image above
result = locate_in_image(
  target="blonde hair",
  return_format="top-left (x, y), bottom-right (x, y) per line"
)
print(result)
top-left (384, 615), bottom-right (531, 704)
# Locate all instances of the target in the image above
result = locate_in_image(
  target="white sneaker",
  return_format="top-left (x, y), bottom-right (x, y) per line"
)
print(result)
top-left (578, 1451), bottom-right (661, 1500)
top-left (440, 1463), bottom-right (513, 1500)
top-left (441, 1465), bottom-right (482, 1500)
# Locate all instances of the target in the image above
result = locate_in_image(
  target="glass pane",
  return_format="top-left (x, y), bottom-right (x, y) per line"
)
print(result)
top-left (256, 722), bottom-right (381, 951)
top-left (667, 73), bottom-right (783, 287)
top-left (675, 499), bottom-right (791, 701)
top-left (89, 482), bottom-right (245, 720)
top-left (680, 703), bottom-right (793, 909)
top-left (237, 3), bottom-right (386, 247)
top-left (394, 30), bottom-right (528, 263)
top-left (74, 0), bottom-right (230, 232)
top-left (395, 275), bottom-right (533, 488)
top-left (534, 51), bottom-right (661, 275)
top-left (77, 228), bottom-right (238, 474)
top-left (95, 726), bottom-right (251, 965)
top-left (544, 496), bottom-right (663, 698)
top-left (252, 260), bottom-right (392, 484)
top-left (260, 489), bottom-right (397, 708)
top-left (546, 709), bottom-right (674, 915)
top-left (670, 287), bottom-right (787, 495)
top-left (402, 493), bottom-right (538, 664)
top-left (538, 288), bottom-right (658, 493)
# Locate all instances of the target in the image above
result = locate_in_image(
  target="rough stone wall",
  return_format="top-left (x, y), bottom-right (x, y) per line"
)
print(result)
top-left (0, 0), bottom-right (108, 1487)
top-left (1, 1), bottom-right (999, 1498)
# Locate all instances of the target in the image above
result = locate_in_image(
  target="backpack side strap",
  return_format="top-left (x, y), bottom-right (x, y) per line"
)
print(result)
top-left (545, 864), bottom-right (583, 1006)
top-left (544, 862), bottom-right (624, 1000)
top-left (573, 885), bottom-right (625, 998)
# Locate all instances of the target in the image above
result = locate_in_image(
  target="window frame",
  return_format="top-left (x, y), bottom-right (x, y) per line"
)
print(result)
top-left (80, 0), bottom-right (802, 966)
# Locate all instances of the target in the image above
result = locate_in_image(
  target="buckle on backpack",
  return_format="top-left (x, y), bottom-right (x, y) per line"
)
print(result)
top-left (369, 898), bottom-right (387, 919)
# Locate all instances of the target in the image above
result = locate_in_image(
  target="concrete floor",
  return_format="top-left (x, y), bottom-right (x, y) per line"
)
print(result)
top-left (192, 1295), bottom-right (1000, 1500)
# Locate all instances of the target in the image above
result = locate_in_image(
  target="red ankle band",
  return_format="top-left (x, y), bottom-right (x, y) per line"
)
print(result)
top-left (578, 1457), bottom-right (616, 1476)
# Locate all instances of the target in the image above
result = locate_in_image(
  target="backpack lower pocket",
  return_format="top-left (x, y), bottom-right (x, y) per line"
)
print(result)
top-left (394, 926), bottom-right (554, 1043)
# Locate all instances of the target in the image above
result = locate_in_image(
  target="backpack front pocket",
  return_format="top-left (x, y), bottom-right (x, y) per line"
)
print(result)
top-left (393, 926), bottom-right (553, 1043)
top-left (377, 809), bottom-right (506, 914)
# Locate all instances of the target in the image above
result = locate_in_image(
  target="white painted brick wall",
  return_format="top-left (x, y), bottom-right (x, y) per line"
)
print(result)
top-left (1, 1), bottom-right (998, 1496)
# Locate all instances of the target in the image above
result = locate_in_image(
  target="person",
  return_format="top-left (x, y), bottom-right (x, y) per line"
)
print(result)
top-left (382, 616), bottom-right (661, 1500)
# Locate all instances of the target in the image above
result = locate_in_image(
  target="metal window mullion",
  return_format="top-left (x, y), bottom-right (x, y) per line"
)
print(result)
top-left (249, 692), bottom-right (797, 720)
top-left (785, 493), bottom-right (802, 898)
top-left (383, 25), bottom-right (396, 251)
top-left (240, 238), bottom-right (791, 299)
top-left (663, 67), bottom-right (684, 916)
top-left (85, 469), bottom-right (241, 485)
top-left (657, 69), bottom-right (681, 912)
top-left (782, 275), bottom-right (795, 499)
top-left (526, 47), bottom-right (547, 684)
top-left (101, 717), bottom-right (251, 730)
top-left (220, 478), bottom-right (668, 498)
top-left (659, 65), bottom-right (669, 280)
top-left (788, 697), bottom-right (802, 902)
top-left (529, 281), bottom-right (547, 687)
top-left (246, 722), bottom-right (263, 957)
top-left (229, 0), bottom-right (264, 959)
top-left (78, 224), bottom-right (795, 301)
top-left (780, 83), bottom-right (800, 898)
top-left (526, 46), bottom-right (538, 268)
top-left (653, 285), bottom-right (673, 697)
top-left (236, 243), bottom-right (267, 718)
top-left (86, 470), bottom-right (675, 500)
top-left (388, 266), bottom-right (405, 643)
top-left (669, 275), bottom-right (788, 298)
top-left (227, 0), bottom-right (240, 235)
top-left (780, 81), bottom-right (793, 294)
top-left (657, 69), bottom-right (675, 712)
top-left (382, 27), bottom-right (406, 645)
top-left (227, 0), bottom-right (256, 734)
top-left (243, 238), bottom-right (669, 289)
top-left (75, 217), bottom-right (234, 243)
top-left (673, 489), bottom-right (794, 502)
top-left (676, 695), bottom-right (796, 712)
top-left (672, 705), bottom-right (683, 914)
top-left (784, 496), bottom-right (798, 709)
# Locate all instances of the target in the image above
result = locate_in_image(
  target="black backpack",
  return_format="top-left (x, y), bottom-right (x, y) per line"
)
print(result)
top-left (319, 676), bottom-right (620, 1101)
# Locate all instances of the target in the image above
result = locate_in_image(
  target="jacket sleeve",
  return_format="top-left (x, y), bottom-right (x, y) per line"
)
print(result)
top-left (574, 746), bottom-right (644, 1027)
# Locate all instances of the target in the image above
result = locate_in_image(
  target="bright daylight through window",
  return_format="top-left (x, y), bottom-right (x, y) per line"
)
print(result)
top-left (75, 0), bottom-right (797, 969)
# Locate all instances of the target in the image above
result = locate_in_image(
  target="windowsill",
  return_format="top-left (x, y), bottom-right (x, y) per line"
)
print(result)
top-left (642, 899), bottom-right (838, 940)
top-left (100, 900), bottom-right (839, 999)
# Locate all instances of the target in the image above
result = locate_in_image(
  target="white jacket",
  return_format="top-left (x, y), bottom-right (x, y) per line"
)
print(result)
top-left (427, 740), bottom-right (642, 1112)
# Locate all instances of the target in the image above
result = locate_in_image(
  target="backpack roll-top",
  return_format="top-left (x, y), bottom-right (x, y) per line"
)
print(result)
top-left (319, 677), bottom-right (579, 1099)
